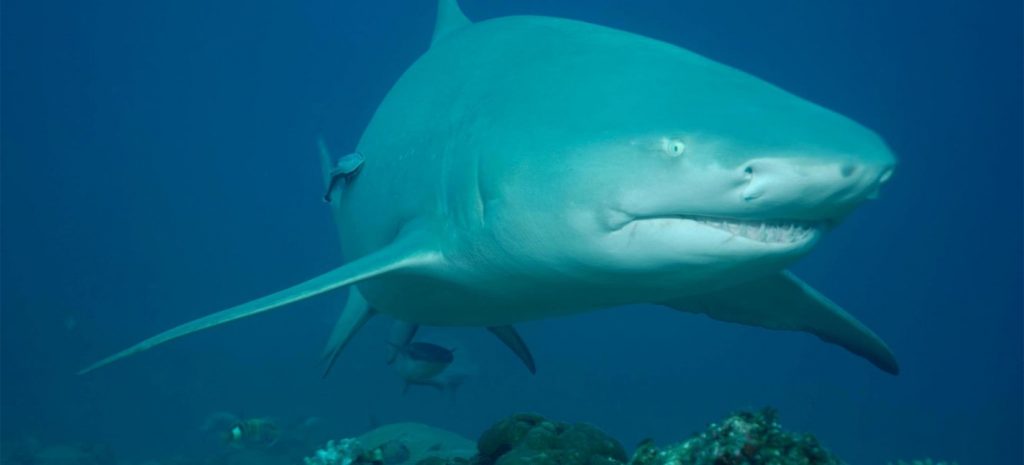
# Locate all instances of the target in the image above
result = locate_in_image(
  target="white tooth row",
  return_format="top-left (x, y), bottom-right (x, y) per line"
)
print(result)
top-left (695, 218), bottom-right (817, 243)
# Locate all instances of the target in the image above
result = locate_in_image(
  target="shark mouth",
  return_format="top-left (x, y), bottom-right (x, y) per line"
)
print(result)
top-left (613, 211), bottom-right (827, 246)
top-left (688, 216), bottom-right (824, 244)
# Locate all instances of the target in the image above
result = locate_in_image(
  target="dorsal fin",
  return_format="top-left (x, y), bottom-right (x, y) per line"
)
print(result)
top-left (432, 0), bottom-right (471, 46)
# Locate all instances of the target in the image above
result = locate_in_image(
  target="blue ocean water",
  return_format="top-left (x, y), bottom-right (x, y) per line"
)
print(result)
top-left (1, 0), bottom-right (1020, 464)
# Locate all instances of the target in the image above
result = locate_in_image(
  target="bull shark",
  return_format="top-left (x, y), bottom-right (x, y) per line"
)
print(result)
top-left (80, 0), bottom-right (899, 376)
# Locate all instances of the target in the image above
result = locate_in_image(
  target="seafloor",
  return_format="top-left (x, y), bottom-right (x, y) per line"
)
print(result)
top-left (0, 409), bottom-right (955, 465)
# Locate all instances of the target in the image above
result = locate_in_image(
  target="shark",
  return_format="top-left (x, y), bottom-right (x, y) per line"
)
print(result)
top-left (80, 0), bottom-right (899, 376)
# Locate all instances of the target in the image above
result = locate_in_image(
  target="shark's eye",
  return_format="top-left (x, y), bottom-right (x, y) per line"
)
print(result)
top-left (664, 139), bottom-right (686, 157)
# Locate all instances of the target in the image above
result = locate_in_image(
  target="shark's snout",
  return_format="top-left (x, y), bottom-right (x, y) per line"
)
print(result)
top-left (737, 156), bottom-right (895, 219)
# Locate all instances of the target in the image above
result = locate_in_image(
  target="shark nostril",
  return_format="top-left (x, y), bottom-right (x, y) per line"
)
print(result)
top-left (840, 164), bottom-right (857, 177)
top-left (740, 165), bottom-right (761, 200)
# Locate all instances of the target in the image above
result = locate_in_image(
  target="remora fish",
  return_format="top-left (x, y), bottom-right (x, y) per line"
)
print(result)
top-left (392, 342), bottom-right (454, 381)
top-left (81, 0), bottom-right (899, 375)
top-left (389, 341), bottom-right (466, 394)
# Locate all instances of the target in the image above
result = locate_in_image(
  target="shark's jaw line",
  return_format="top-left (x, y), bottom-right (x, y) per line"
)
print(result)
top-left (618, 214), bottom-right (826, 246)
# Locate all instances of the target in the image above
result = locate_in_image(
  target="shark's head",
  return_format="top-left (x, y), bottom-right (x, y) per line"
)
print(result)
top-left (571, 118), bottom-right (894, 284)
top-left (484, 36), bottom-right (895, 290)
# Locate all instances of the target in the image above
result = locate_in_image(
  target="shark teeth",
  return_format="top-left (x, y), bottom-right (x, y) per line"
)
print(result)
top-left (689, 216), bottom-right (821, 244)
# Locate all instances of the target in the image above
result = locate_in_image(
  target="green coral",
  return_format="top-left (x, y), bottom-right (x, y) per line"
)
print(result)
top-left (629, 408), bottom-right (842, 465)
top-left (474, 413), bottom-right (627, 465)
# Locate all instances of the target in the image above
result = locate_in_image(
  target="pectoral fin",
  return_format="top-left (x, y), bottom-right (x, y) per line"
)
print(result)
top-left (79, 232), bottom-right (441, 375)
top-left (665, 271), bottom-right (899, 375)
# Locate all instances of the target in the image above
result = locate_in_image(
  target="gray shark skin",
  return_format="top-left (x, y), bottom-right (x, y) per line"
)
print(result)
top-left (81, 0), bottom-right (898, 375)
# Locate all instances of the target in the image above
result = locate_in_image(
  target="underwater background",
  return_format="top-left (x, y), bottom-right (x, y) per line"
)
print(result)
top-left (2, 0), bottom-right (1021, 464)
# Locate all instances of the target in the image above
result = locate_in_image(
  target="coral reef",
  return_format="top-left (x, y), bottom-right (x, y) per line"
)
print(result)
top-left (411, 410), bottom-right (843, 465)
top-left (628, 409), bottom-right (840, 465)
top-left (308, 414), bottom-right (627, 465)
top-left (474, 413), bottom-right (627, 465)
top-left (6, 410), bottom-right (964, 465)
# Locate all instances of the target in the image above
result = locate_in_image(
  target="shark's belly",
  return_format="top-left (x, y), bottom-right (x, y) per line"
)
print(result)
top-left (353, 274), bottom-right (585, 326)
top-left (352, 261), bottom-right (716, 326)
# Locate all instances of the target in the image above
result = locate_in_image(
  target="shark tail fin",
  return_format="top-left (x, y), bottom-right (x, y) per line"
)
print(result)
top-left (432, 0), bottom-right (471, 46)
top-left (79, 232), bottom-right (441, 375)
